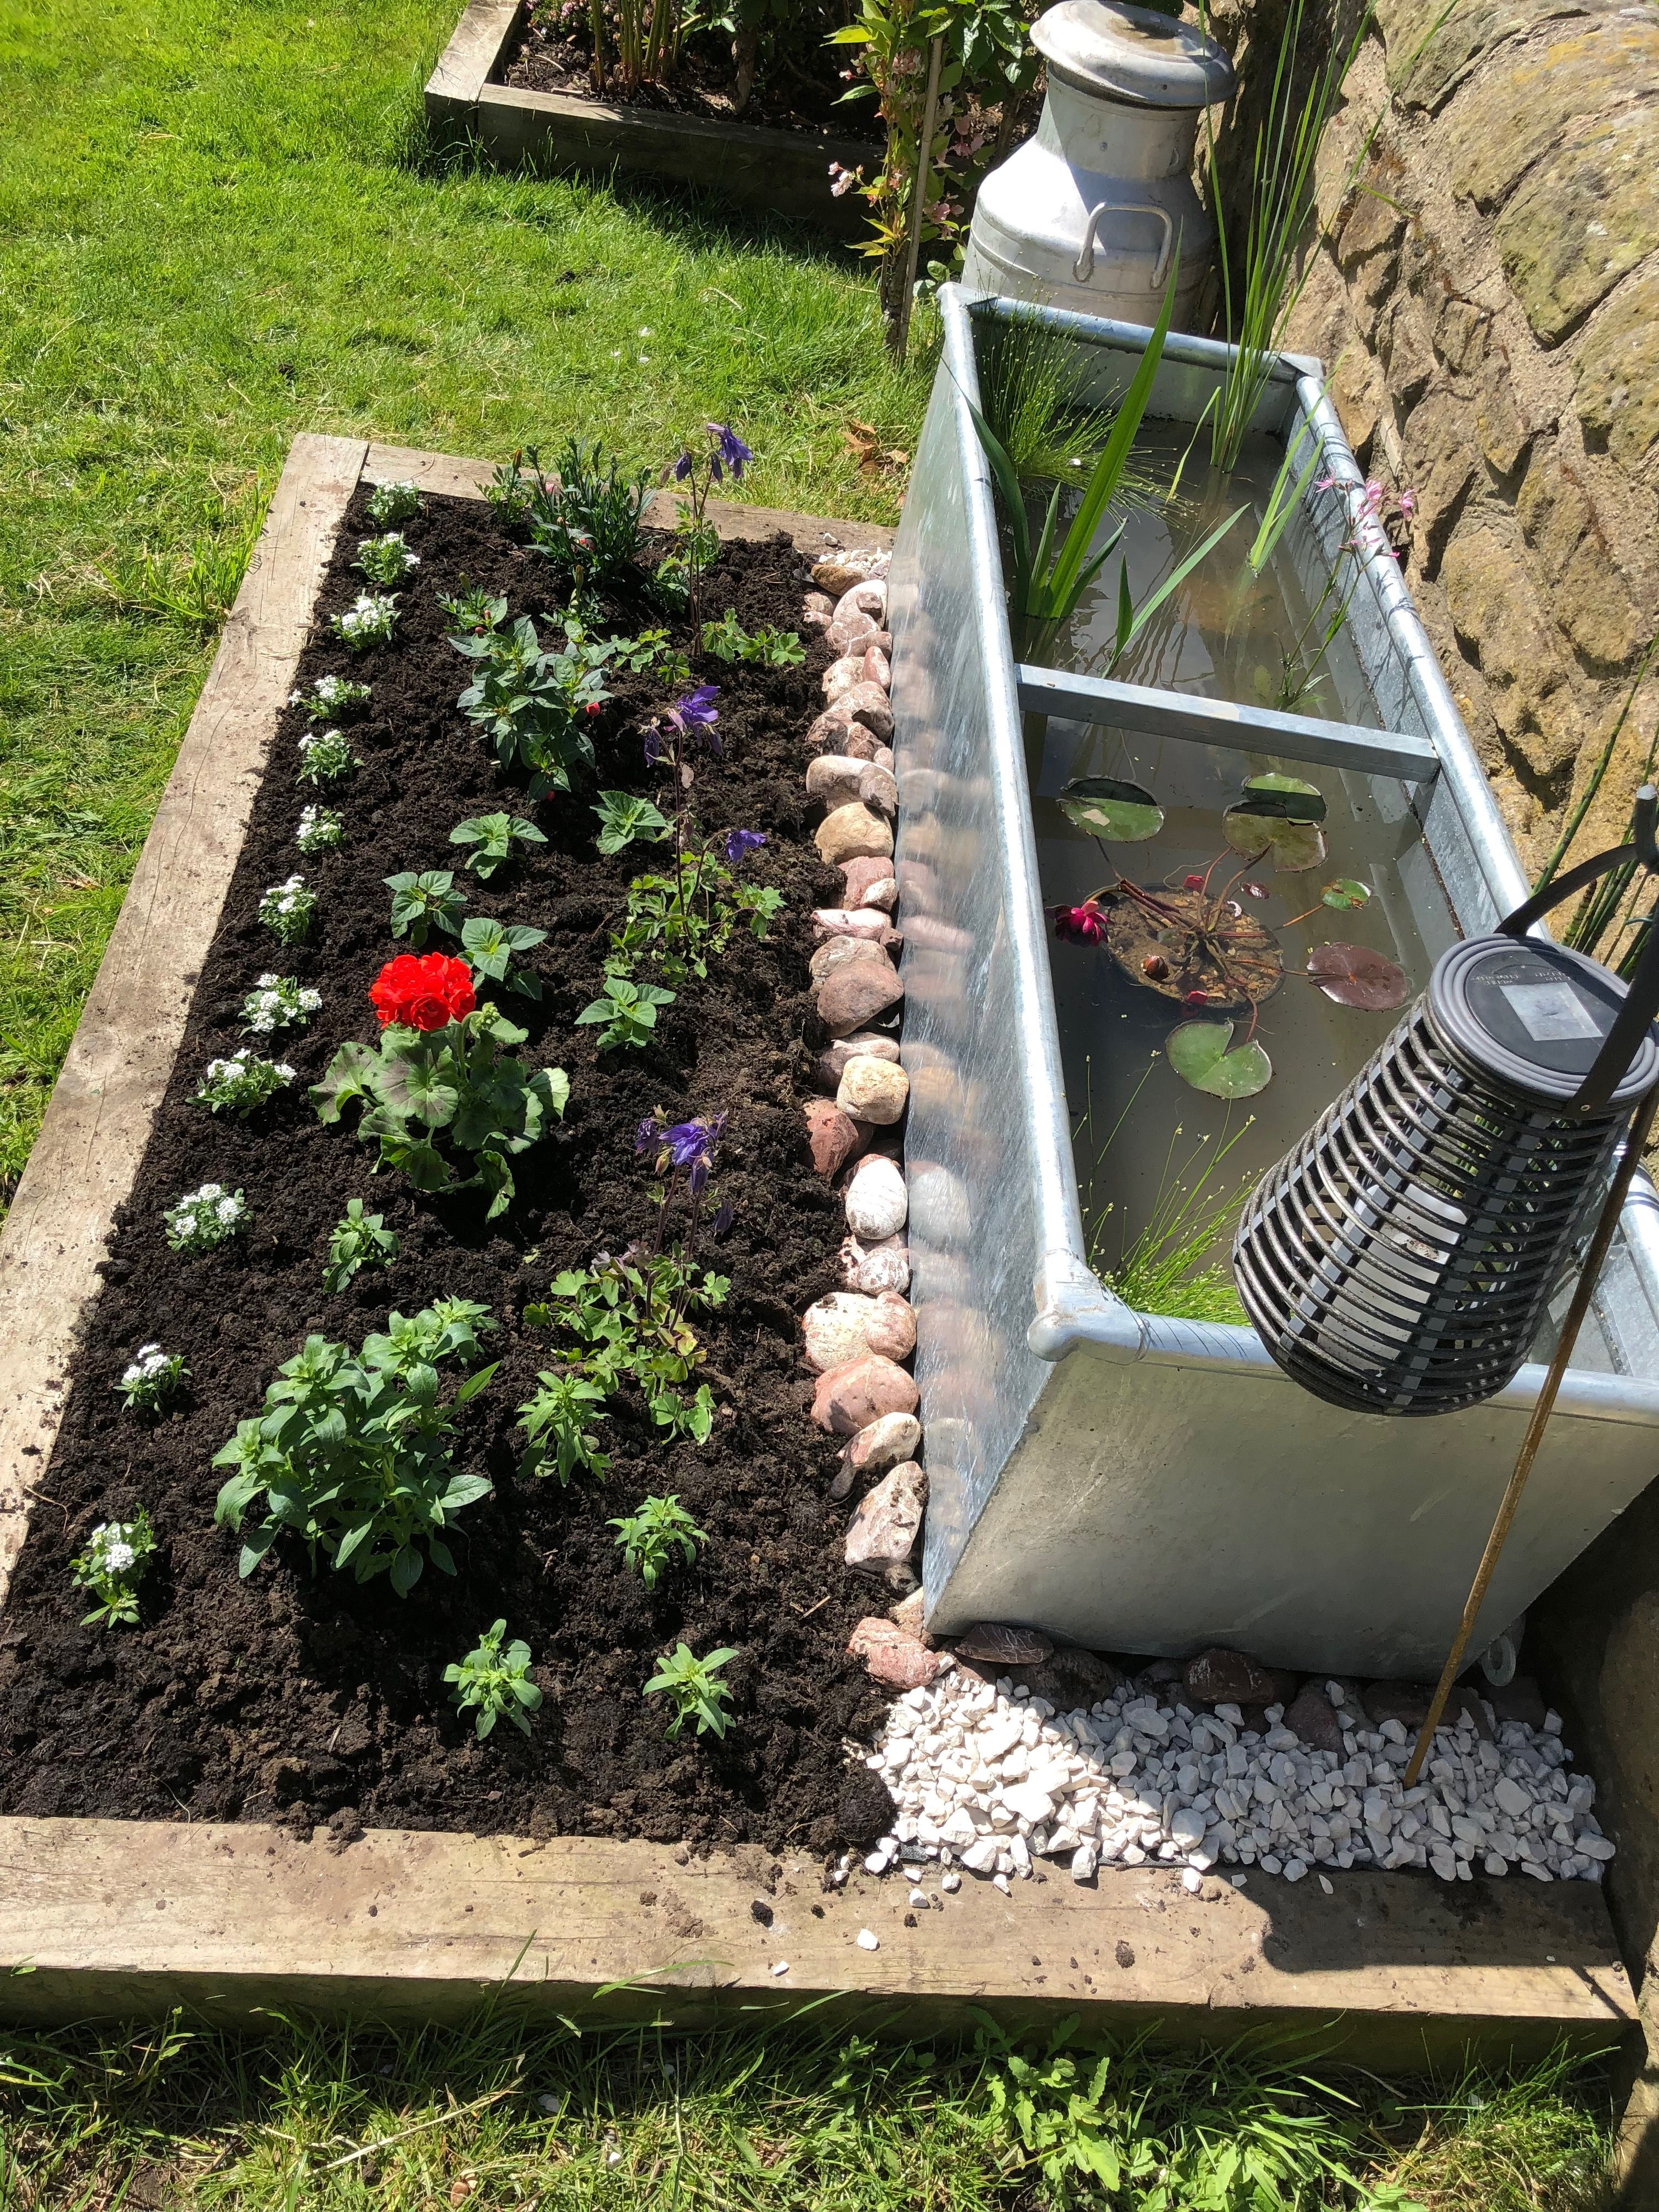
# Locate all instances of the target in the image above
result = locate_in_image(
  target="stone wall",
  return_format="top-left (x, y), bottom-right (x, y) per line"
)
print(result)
top-left (1279, 0), bottom-right (1659, 877)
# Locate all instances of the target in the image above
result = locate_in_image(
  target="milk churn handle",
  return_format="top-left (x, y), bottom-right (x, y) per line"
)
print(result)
top-left (1495, 785), bottom-right (1659, 1111)
top-left (1074, 201), bottom-right (1176, 288)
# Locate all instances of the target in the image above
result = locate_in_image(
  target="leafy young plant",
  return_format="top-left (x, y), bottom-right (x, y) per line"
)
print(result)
top-left (332, 590), bottom-right (399, 650)
top-left (516, 1369), bottom-right (611, 1484)
top-left (970, 265), bottom-right (1180, 662)
top-left (460, 916), bottom-right (546, 1000)
top-left (259, 873), bottom-right (316, 944)
top-left (323, 1198), bottom-right (399, 1293)
top-left (164, 1182), bottom-right (247, 1252)
top-left (645, 1641), bottom-right (736, 1739)
top-left (575, 974), bottom-right (676, 1052)
top-left (314, 1000), bottom-right (569, 1219)
top-left (449, 811), bottom-right (547, 880)
top-left (592, 790), bottom-right (671, 856)
top-left (611, 1494), bottom-right (706, 1590)
top-left (213, 1302), bottom-right (498, 1596)
top-left (449, 611), bottom-right (612, 799)
top-left (295, 803), bottom-right (344, 854)
top-left (71, 1511), bottom-right (157, 1628)
top-left (292, 673), bottom-right (371, 721)
top-left (386, 868), bottom-right (467, 946)
top-left (698, 608), bottom-right (805, 667)
top-left (444, 1619), bottom-right (543, 1740)
top-left (513, 438), bottom-right (654, 590)
top-left (437, 583), bottom-right (506, 635)
top-left (529, 1251), bottom-right (724, 1439)
top-left (366, 479), bottom-right (421, 527)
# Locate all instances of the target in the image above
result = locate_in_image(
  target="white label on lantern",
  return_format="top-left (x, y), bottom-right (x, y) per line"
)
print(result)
top-left (1498, 979), bottom-right (1602, 1042)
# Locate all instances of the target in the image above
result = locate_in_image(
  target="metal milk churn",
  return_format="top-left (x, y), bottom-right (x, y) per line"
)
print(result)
top-left (960, 0), bottom-right (1234, 328)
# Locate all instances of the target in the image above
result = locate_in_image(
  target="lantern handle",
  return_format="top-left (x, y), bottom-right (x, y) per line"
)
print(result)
top-left (1495, 785), bottom-right (1659, 1112)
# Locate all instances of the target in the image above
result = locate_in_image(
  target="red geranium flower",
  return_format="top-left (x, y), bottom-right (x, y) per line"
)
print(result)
top-left (369, 951), bottom-right (475, 1032)
top-left (1054, 900), bottom-right (1106, 946)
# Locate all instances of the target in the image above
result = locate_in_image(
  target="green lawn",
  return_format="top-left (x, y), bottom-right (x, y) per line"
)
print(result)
top-left (0, 0), bottom-right (922, 1200)
top-left (0, 0), bottom-right (1629, 2200)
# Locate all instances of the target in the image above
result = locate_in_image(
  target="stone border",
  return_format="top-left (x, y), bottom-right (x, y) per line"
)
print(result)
top-left (0, 432), bottom-right (1634, 2063)
top-left (425, 0), bottom-right (878, 238)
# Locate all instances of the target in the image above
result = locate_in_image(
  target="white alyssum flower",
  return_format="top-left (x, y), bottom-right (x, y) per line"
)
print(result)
top-left (296, 727), bottom-right (358, 786)
top-left (93, 1527), bottom-right (137, 1575)
top-left (194, 1047), bottom-right (296, 1116)
top-left (291, 672), bottom-right (371, 719)
top-left (366, 479), bottom-right (421, 526)
top-left (259, 873), bottom-right (316, 944)
top-left (295, 803), bottom-right (344, 853)
top-left (355, 532), bottom-right (420, 585)
top-left (332, 590), bottom-right (399, 650)
top-left (117, 1342), bottom-right (189, 1412)
top-left (72, 1508), bottom-right (157, 1627)
top-left (242, 973), bottom-right (321, 1033)
top-left (164, 1182), bottom-right (247, 1252)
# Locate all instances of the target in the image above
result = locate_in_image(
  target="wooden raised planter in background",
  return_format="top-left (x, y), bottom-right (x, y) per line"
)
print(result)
top-left (426, 0), bottom-right (879, 236)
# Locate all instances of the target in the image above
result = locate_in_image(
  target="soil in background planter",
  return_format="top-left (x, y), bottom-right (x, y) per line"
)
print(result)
top-left (0, 487), bottom-right (901, 1859)
top-left (499, 4), bottom-right (876, 142)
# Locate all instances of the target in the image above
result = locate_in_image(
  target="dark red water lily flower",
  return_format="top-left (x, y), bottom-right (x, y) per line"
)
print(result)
top-left (1054, 900), bottom-right (1107, 946)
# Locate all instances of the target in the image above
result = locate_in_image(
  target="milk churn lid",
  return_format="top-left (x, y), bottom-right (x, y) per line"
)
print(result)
top-left (1428, 936), bottom-right (1659, 1108)
top-left (1032, 0), bottom-right (1236, 109)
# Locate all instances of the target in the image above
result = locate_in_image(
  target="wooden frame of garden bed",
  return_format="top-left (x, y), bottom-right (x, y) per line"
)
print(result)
top-left (0, 432), bottom-right (1637, 2066)
top-left (426, 0), bottom-right (878, 238)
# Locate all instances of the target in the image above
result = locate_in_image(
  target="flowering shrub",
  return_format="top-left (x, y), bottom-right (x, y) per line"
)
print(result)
top-left (213, 1301), bottom-right (498, 1596)
top-left (194, 1047), bottom-right (296, 1117)
top-left (366, 479), bottom-right (421, 527)
top-left (611, 1494), bottom-right (706, 1589)
top-left (164, 1183), bottom-right (247, 1252)
top-left (72, 1511), bottom-right (157, 1628)
top-left (356, 532), bottom-right (420, 586)
top-left (117, 1343), bottom-right (189, 1414)
top-left (445, 1620), bottom-right (542, 1740)
top-left (449, 610), bottom-right (612, 798)
top-left (297, 729), bottom-right (359, 786)
top-left (296, 803), bottom-right (344, 854)
top-left (645, 1641), bottom-right (736, 1739)
top-left (259, 873), bottom-right (315, 944)
top-left (242, 973), bottom-right (321, 1034)
top-left (668, 424), bottom-right (752, 614)
top-left (323, 1198), bottom-right (399, 1292)
top-left (315, 969), bottom-right (567, 1217)
top-left (292, 673), bottom-right (371, 720)
top-left (332, 590), bottom-right (399, 650)
top-left (369, 950), bottom-right (476, 1030)
top-left (449, 811), bottom-right (547, 880)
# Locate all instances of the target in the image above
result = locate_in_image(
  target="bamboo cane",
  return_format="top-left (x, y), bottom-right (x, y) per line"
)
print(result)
top-left (895, 35), bottom-right (944, 362)
top-left (1402, 1085), bottom-right (1659, 1789)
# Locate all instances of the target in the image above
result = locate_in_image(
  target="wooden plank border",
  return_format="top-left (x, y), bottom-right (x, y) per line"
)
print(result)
top-left (0, 434), bottom-right (1634, 2063)
top-left (424, 0), bottom-right (878, 237)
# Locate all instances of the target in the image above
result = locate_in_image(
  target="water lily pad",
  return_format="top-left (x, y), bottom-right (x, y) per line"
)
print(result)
top-left (1222, 774), bottom-right (1328, 873)
top-left (1101, 883), bottom-right (1282, 1010)
top-left (1058, 775), bottom-right (1164, 844)
top-left (1321, 878), bottom-right (1372, 911)
top-left (1307, 941), bottom-right (1409, 1009)
top-left (1167, 1019), bottom-right (1274, 1098)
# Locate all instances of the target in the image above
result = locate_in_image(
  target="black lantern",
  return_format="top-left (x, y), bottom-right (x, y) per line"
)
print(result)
top-left (1233, 793), bottom-right (1659, 1418)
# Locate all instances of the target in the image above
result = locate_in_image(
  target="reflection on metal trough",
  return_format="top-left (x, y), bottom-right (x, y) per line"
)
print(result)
top-left (888, 285), bottom-right (1659, 1677)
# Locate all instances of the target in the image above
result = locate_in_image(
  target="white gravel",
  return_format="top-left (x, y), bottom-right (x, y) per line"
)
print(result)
top-left (855, 1667), bottom-right (1613, 1888)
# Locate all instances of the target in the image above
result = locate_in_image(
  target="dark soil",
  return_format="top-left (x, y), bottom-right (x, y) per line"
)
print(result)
top-left (0, 486), bottom-right (901, 1858)
top-left (498, 3), bottom-right (878, 143)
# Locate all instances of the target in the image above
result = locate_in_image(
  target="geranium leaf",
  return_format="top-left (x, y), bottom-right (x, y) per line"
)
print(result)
top-left (1058, 775), bottom-right (1164, 844)
top-left (1307, 941), bottom-right (1409, 1009)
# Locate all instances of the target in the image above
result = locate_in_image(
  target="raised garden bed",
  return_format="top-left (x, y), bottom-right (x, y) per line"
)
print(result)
top-left (0, 433), bottom-right (1637, 2063)
top-left (427, 0), bottom-right (878, 236)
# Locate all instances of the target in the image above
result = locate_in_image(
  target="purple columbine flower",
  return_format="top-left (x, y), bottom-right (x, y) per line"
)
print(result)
top-left (713, 1197), bottom-right (736, 1236)
top-left (672, 450), bottom-right (695, 481)
top-left (677, 685), bottom-right (720, 728)
top-left (635, 1115), bottom-right (660, 1157)
top-left (721, 827), bottom-right (766, 865)
top-left (708, 424), bottom-right (752, 479)
top-left (643, 722), bottom-right (668, 765)
top-left (663, 1112), bottom-right (728, 1198)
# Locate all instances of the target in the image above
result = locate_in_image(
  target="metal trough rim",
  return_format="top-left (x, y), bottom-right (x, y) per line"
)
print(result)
top-left (939, 283), bottom-right (1659, 1422)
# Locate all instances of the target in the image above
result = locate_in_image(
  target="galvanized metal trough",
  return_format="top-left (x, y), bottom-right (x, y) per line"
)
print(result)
top-left (889, 285), bottom-right (1659, 1678)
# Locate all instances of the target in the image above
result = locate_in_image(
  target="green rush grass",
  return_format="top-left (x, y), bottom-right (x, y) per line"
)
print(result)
top-left (0, 0), bottom-right (929, 1201)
